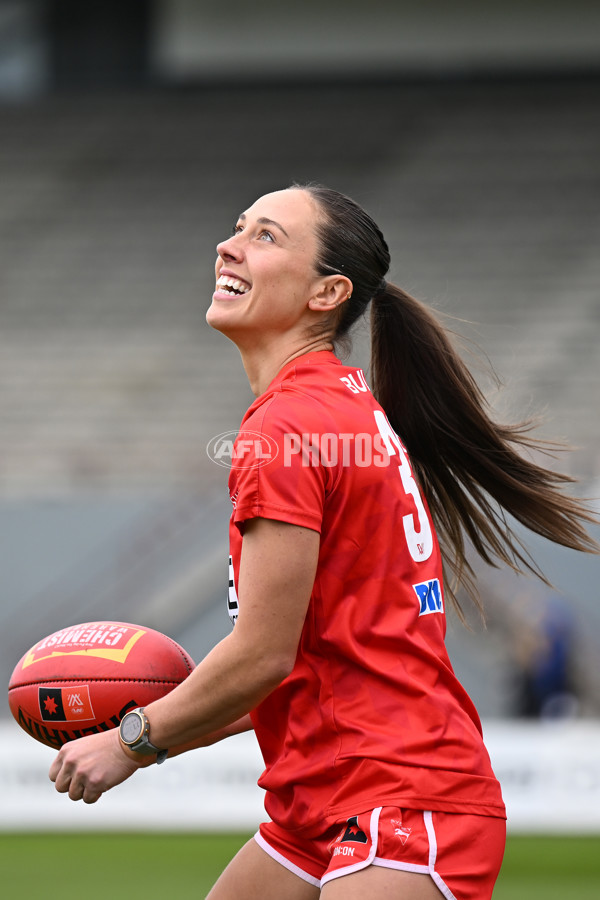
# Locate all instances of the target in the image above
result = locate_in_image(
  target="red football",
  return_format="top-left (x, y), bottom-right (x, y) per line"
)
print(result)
top-left (8, 621), bottom-right (195, 750)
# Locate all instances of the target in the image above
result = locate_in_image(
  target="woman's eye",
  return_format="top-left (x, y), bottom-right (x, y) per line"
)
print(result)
top-left (229, 224), bottom-right (274, 242)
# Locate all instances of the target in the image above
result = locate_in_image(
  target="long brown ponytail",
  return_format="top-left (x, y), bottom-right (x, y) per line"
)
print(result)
top-left (296, 182), bottom-right (598, 618)
top-left (370, 283), bottom-right (597, 617)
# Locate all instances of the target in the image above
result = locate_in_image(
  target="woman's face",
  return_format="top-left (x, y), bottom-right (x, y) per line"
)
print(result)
top-left (207, 188), bottom-right (327, 344)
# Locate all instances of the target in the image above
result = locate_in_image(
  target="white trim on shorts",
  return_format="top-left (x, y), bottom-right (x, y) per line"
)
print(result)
top-left (255, 809), bottom-right (458, 897)
top-left (254, 829), bottom-right (321, 888)
top-left (371, 810), bottom-right (458, 900)
top-left (320, 806), bottom-right (382, 886)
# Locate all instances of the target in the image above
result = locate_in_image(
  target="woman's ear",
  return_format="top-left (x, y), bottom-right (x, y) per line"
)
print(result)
top-left (308, 276), bottom-right (354, 312)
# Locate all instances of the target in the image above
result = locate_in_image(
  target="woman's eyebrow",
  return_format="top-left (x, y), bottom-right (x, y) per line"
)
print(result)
top-left (238, 213), bottom-right (289, 238)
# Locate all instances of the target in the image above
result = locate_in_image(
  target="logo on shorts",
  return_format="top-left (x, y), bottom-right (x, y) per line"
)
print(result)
top-left (328, 814), bottom-right (369, 858)
top-left (390, 817), bottom-right (412, 845)
top-left (339, 816), bottom-right (368, 844)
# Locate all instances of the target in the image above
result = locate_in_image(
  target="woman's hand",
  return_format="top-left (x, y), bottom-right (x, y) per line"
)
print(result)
top-left (49, 728), bottom-right (146, 804)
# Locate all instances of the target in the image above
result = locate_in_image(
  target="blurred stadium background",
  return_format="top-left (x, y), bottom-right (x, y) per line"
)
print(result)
top-left (1, 0), bottom-right (599, 863)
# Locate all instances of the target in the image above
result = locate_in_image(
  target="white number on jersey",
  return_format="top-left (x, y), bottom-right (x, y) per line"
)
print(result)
top-left (374, 410), bottom-right (433, 562)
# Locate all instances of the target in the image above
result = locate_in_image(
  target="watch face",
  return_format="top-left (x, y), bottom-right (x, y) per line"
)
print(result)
top-left (120, 712), bottom-right (144, 744)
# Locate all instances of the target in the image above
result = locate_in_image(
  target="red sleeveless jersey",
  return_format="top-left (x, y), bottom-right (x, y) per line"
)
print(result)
top-left (227, 351), bottom-right (505, 836)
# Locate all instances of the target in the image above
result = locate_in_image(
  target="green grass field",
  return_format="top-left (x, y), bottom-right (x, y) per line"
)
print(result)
top-left (0, 832), bottom-right (598, 898)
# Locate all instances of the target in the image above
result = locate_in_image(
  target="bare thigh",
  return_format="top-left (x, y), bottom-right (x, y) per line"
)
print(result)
top-left (321, 866), bottom-right (444, 900)
top-left (206, 837), bottom-right (320, 900)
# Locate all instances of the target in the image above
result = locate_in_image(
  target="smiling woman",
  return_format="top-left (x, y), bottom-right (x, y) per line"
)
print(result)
top-left (206, 189), bottom-right (348, 390)
top-left (47, 184), bottom-right (597, 900)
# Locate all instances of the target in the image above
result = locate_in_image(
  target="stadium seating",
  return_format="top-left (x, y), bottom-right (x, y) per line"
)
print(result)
top-left (1, 79), bottom-right (598, 718)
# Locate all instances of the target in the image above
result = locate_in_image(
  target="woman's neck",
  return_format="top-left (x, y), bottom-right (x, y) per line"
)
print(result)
top-left (239, 336), bottom-right (334, 397)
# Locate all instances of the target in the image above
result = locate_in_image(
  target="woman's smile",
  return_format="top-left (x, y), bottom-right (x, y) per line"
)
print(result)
top-left (214, 272), bottom-right (252, 300)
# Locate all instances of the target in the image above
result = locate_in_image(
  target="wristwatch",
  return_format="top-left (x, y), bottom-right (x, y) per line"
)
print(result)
top-left (119, 707), bottom-right (168, 765)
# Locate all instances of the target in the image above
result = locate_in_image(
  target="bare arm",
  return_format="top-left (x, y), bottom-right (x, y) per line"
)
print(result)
top-left (50, 518), bottom-right (319, 802)
top-left (143, 517), bottom-right (318, 748)
top-left (165, 713), bottom-right (254, 758)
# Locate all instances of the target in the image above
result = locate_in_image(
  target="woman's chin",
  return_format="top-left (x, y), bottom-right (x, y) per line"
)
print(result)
top-left (206, 303), bottom-right (243, 339)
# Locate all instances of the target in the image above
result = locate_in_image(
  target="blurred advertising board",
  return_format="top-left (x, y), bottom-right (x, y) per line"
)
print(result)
top-left (1, 721), bottom-right (599, 832)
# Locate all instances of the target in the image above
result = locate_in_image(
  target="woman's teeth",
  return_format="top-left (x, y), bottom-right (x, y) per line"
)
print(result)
top-left (217, 276), bottom-right (250, 296)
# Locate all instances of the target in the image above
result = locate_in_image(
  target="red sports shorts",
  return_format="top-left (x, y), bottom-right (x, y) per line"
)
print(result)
top-left (255, 806), bottom-right (506, 899)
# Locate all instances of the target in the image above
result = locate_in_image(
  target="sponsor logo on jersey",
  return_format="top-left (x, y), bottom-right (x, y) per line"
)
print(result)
top-left (207, 430), bottom-right (278, 469)
top-left (413, 578), bottom-right (444, 616)
top-left (39, 685), bottom-right (95, 722)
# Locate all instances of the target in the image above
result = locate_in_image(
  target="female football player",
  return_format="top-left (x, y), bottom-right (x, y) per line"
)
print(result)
top-left (50, 184), bottom-right (597, 899)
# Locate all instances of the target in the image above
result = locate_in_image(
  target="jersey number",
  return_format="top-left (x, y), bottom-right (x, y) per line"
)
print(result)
top-left (374, 410), bottom-right (433, 562)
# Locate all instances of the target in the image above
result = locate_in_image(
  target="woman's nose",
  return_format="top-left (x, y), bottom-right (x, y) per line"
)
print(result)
top-left (216, 234), bottom-right (243, 262)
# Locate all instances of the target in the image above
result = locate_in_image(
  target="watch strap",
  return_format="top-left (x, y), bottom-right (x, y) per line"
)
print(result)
top-left (155, 748), bottom-right (168, 765)
top-left (120, 707), bottom-right (168, 765)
